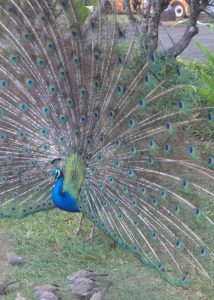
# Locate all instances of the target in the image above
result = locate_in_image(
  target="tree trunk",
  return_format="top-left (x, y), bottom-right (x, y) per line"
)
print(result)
top-left (147, 0), bottom-right (162, 54)
top-left (167, 0), bottom-right (200, 57)
top-left (140, 0), bottom-right (213, 57)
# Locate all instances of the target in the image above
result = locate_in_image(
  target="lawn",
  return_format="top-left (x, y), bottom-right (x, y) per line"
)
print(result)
top-left (0, 209), bottom-right (213, 300)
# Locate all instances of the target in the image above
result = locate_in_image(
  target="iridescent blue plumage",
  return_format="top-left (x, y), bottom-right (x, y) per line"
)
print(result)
top-left (52, 175), bottom-right (80, 213)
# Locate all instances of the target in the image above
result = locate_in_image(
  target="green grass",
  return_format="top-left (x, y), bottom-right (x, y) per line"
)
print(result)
top-left (0, 209), bottom-right (214, 300)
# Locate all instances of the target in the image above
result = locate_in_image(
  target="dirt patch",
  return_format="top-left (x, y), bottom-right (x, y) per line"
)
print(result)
top-left (0, 238), bottom-right (11, 279)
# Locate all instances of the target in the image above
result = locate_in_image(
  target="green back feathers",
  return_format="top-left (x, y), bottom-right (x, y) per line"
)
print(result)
top-left (63, 155), bottom-right (86, 199)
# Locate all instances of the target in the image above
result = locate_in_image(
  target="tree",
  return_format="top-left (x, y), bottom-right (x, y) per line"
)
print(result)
top-left (123, 0), bottom-right (214, 57)
top-left (167, 0), bottom-right (214, 57)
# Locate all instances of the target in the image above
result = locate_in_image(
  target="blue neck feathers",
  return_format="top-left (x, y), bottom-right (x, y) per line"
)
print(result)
top-left (52, 176), bottom-right (80, 213)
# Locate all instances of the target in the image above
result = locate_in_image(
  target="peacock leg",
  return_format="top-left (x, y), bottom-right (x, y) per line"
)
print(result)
top-left (86, 223), bottom-right (96, 242)
top-left (74, 214), bottom-right (84, 236)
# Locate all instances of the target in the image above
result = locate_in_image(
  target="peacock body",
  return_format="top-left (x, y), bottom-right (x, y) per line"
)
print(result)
top-left (0, 0), bottom-right (214, 287)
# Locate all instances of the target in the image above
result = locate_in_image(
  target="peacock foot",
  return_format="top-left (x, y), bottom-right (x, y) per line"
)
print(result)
top-left (85, 235), bottom-right (94, 243)
top-left (73, 228), bottom-right (82, 236)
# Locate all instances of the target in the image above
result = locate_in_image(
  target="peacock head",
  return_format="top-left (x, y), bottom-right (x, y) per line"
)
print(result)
top-left (52, 168), bottom-right (63, 180)
top-left (51, 158), bottom-right (64, 180)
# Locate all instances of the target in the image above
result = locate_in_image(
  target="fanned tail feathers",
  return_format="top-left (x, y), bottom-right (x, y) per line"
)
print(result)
top-left (0, 0), bottom-right (214, 285)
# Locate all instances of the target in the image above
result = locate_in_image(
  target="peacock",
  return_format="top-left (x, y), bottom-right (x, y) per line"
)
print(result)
top-left (0, 0), bottom-right (214, 287)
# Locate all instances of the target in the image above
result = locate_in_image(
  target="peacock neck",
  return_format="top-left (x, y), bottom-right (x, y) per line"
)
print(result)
top-left (52, 154), bottom-right (85, 213)
top-left (52, 176), bottom-right (80, 213)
